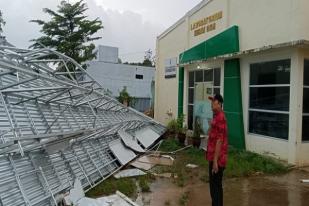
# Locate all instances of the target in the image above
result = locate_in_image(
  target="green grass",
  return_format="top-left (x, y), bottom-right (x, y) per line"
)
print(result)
top-left (156, 139), bottom-right (289, 186)
top-left (178, 191), bottom-right (189, 206)
top-left (87, 140), bottom-right (289, 198)
top-left (86, 177), bottom-right (137, 198)
top-left (164, 200), bottom-right (171, 205)
top-left (158, 138), bottom-right (182, 152)
top-left (138, 174), bottom-right (155, 192)
top-left (86, 174), bottom-right (155, 198)
top-left (225, 147), bottom-right (289, 177)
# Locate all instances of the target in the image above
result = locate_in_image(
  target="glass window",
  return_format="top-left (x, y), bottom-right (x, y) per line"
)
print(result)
top-left (204, 70), bottom-right (213, 82)
top-left (304, 60), bottom-right (309, 86)
top-left (214, 88), bottom-right (220, 95)
top-left (303, 88), bottom-right (309, 114)
top-left (303, 60), bottom-right (309, 141)
top-left (188, 105), bottom-right (194, 130)
top-left (195, 70), bottom-right (203, 82)
top-left (249, 59), bottom-right (290, 140)
top-left (135, 74), bottom-right (143, 79)
top-left (189, 72), bottom-right (194, 87)
top-left (188, 88), bottom-right (194, 104)
top-left (187, 68), bottom-right (221, 131)
top-left (250, 59), bottom-right (291, 85)
top-left (214, 68), bottom-right (221, 86)
top-left (302, 116), bottom-right (309, 141)
top-left (250, 87), bottom-right (290, 111)
top-left (249, 111), bottom-right (289, 140)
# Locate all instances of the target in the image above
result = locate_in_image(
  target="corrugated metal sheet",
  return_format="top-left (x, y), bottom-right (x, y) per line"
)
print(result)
top-left (134, 127), bottom-right (160, 148)
top-left (0, 45), bottom-right (165, 206)
top-left (118, 130), bottom-right (145, 153)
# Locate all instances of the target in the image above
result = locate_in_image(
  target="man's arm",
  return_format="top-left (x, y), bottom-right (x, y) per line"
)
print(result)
top-left (212, 139), bottom-right (222, 174)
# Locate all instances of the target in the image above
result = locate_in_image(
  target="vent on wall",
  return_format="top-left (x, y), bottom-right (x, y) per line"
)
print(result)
top-left (136, 74), bottom-right (143, 79)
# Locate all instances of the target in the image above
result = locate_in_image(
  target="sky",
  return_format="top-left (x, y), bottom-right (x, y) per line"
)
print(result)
top-left (0, 0), bottom-right (201, 62)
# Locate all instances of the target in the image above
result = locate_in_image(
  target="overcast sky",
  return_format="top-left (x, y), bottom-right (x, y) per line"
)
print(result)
top-left (0, 0), bottom-right (201, 62)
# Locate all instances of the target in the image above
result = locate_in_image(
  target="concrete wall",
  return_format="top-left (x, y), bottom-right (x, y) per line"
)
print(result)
top-left (155, 20), bottom-right (189, 124)
top-left (295, 48), bottom-right (309, 166)
top-left (86, 61), bottom-right (155, 99)
top-left (240, 49), bottom-right (293, 162)
top-left (155, 0), bottom-right (309, 125)
top-left (97, 45), bottom-right (119, 63)
top-left (155, 0), bottom-right (309, 164)
top-left (239, 48), bottom-right (309, 165)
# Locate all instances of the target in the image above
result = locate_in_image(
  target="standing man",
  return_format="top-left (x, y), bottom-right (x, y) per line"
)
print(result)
top-left (207, 94), bottom-right (228, 206)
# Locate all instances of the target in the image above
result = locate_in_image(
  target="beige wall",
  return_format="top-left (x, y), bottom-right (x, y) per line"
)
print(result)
top-left (155, 0), bottom-right (309, 165)
top-left (296, 48), bottom-right (309, 166)
top-left (155, 0), bottom-right (309, 126)
top-left (240, 48), bottom-right (309, 165)
top-left (154, 19), bottom-right (188, 124)
top-left (240, 49), bottom-right (293, 162)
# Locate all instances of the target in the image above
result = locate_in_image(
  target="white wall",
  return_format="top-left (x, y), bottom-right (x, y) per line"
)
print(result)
top-left (240, 48), bottom-right (304, 163)
top-left (87, 61), bottom-right (154, 98)
top-left (155, 19), bottom-right (189, 124)
top-left (97, 45), bottom-right (119, 63)
top-left (295, 48), bottom-right (309, 166)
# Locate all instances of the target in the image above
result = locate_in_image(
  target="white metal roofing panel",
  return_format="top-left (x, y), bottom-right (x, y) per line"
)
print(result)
top-left (134, 127), bottom-right (160, 148)
top-left (118, 130), bottom-right (145, 153)
top-left (109, 139), bottom-right (137, 165)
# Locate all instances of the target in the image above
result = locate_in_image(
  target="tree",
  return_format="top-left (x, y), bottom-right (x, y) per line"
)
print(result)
top-left (0, 10), bottom-right (5, 35)
top-left (142, 49), bottom-right (153, 67)
top-left (30, 0), bottom-right (103, 72)
top-left (117, 86), bottom-right (135, 107)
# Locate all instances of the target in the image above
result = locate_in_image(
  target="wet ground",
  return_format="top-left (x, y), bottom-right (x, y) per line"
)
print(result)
top-left (136, 169), bottom-right (309, 206)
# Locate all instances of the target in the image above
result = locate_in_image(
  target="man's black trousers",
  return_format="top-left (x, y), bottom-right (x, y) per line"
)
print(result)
top-left (209, 161), bottom-right (225, 206)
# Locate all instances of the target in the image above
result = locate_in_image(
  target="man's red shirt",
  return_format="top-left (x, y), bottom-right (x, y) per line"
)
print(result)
top-left (206, 110), bottom-right (228, 167)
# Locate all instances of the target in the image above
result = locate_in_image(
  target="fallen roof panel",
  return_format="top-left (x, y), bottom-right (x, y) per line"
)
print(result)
top-left (134, 127), bottom-right (161, 148)
top-left (0, 44), bottom-right (165, 206)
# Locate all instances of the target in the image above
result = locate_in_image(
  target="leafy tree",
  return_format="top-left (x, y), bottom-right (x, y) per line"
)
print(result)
top-left (117, 86), bottom-right (135, 106)
top-left (0, 10), bottom-right (5, 35)
top-left (30, 0), bottom-right (103, 72)
top-left (142, 49), bottom-right (153, 67)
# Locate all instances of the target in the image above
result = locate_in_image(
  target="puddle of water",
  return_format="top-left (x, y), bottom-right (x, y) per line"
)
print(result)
top-left (137, 170), bottom-right (309, 206)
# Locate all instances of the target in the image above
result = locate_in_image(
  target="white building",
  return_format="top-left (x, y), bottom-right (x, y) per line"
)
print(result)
top-left (86, 45), bottom-right (155, 112)
top-left (155, 0), bottom-right (309, 166)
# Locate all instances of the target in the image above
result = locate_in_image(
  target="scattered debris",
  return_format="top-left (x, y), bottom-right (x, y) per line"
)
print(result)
top-left (118, 130), bottom-right (145, 153)
top-left (138, 155), bottom-right (174, 166)
top-left (186, 164), bottom-right (198, 169)
top-left (63, 179), bottom-right (85, 205)
top-left (152, 173), bottom-right (172, 178)
top-left (131, 154), bottom-right (174, 171)
top-left (301, 179), bottom-right (309, 183)
top-left (114, 169), bottom-right (146, 179)
top-left (109, 139), bottom-right (137, 165)
top-left (134, 127), bottom-right (161, 148)
top-left (77, 191), bottom-right (139, 206)
top-left (131, 161), bottom-right (155, 171)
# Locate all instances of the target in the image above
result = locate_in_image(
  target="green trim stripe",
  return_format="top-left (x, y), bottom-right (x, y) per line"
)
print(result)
top-left (224, 59), bottom-right (246, 149)
top-left (178, 67), bottom-right (184, 118)
top-left (179, 26), bottom-right (239, 64)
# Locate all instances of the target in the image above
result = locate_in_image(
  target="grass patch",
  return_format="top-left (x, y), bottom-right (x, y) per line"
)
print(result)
top-left (178, 191), bottom-right (189, 206)
top-left (164, 200), bottom-right (171, 205)
top-left (158, 138), bottom-right (182, 152)
top-left (138, 174), bottom-right (155, 192)
top-left (154, 140), bottom-right (289, 187)
top-left (86, 173), bottom-right (155, 198)
top-left (225, 148), bottom-right (289, 177)
top-left (86, 177), bottom-right (137, 198)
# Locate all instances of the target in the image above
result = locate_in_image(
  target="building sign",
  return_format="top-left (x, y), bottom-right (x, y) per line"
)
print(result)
top-left (190, 11), bottom-right (223, 37)
top-left (165, 57), bottom-right (177, 79)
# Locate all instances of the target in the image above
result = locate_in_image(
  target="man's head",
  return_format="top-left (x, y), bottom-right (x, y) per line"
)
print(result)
top-left (208, 94), bottom-right (224, 112)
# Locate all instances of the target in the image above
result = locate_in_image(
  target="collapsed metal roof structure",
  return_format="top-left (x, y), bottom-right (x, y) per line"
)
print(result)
top-left (0, 44), bottom-right (165, 206)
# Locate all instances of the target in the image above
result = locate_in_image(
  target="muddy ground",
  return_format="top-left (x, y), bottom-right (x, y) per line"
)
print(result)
top-left (136, 169), bottom-right (309, 206)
